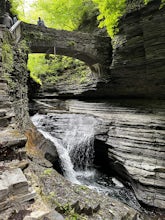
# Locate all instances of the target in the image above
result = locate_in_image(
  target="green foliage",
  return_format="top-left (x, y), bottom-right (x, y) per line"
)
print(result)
top-left (28, 54), bottom-right (89, 85)
top-left (144, 0), bottom-right (150, 4)
top-left (74, 185), bottom-right (88, 194)
top-left (19, 40), bottom-right (30, 52)
top-left (10, 0), bottom-right (165, 37)
top-left (92, 0), bottom-right (126, 37)
top-left (9, 0), bottom-right (24, 19)
top-left (42, 168), bottom-right (53, 176)
top-left (9, 0), bottom-right (96, 31)
top-left (2, 38), bottom-right (13, 73)
top-left (58, 203), bottom-right (87, 220)
top-left (10, 0), bottom-right (125, 36)
top-left (160, 0), bottom-right (165, 8)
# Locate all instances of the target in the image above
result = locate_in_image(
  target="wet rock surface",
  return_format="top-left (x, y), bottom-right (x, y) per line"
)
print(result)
top-left (24, 157), bottom-right (141, 220)
top-left (30, 98), bottom-right (165, 213)
top-left (0, 167), bottom-right (36, 213)
top-left (66, 99), bottom-right (165, 210)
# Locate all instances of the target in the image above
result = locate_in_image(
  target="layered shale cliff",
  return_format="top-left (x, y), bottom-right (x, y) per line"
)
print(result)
top-left (65, 100), bottom-right (165, 210)
top-left (0, 25), bottom-right (29, 157)
top-left (108, 0), bottom-right (165, 99)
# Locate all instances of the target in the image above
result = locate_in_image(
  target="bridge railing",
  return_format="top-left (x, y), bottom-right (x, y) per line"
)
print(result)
top-left (9, 20), bottom-right (22, 43)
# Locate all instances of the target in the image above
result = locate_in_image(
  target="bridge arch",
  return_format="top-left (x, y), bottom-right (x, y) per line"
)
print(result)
top-left (20, 22), bottom-right (112, 69)
top-left (10, 21), bottom-right (112, 75)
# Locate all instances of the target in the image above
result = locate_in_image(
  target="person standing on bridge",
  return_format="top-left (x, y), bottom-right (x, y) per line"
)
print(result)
top-left (37, 17), bottom-right (46, 27)
top-left (3, 12), bottom-right (13, 28)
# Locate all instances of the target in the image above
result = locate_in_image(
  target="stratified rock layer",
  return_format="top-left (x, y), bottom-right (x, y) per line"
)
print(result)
top-left (0, 168), bottom-right (35, 211)
top-left (107, 0), bottom-right (165, 99)
top-left (66, 99), bottom-right (165, 209)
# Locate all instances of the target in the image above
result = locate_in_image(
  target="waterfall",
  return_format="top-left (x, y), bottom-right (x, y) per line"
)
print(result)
top-left (31, 103), bottom-right (142, 210)
top-left (31, 113), bottom-right (97, 184)
top-left (61, 115), bottom-right (96, 171)
top-left (38, 128), bottom-right (80, 184)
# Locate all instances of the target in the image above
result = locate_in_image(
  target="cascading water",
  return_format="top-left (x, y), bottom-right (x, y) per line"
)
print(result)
top-left (31, 113), bottom-right (97, 184)
top-left (31, 112), bottom-right (141, 210)
top-left (39, 129), bottom-right (80, 184)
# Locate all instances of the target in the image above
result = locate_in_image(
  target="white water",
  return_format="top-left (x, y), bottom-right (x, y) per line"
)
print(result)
top-left (31, 106), bottom-right (142, 210)
top-left (38, 128), bottom-right (80, 184)
top-left (31, 113), bottom-right (97, 184)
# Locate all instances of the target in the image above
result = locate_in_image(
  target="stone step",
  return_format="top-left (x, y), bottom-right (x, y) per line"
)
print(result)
top-left (0, 109), bottom-right (15, 128)
top-left (5, 168), bottom-right (29, 195)
top-left (14, 188), bottom-right (36, 203)
top-left (0, 130), bottom-right (27, 162)
top-left (0, 82), bottom-right (8, 90)
top-left (0, 129), bottom-right (27, 149)
top-left (0, 95), bottom-right (10, 102)
top-left (0, 117), bottom-right (11, 127)
top-left (0, 109), bottom-right (7, 117)
top-left (23, 210), bottom-right (64, 220)
top-left (0, 101), bottom-right (12, 109)
top-left (0, 168), bottom-right (28, 201)
top-left (0, 168), bottom-right (36, 211)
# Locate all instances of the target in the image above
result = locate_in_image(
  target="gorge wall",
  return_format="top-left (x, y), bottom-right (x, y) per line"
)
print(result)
top-left (108, 0), bottom-right (165, 99)
top-left (0, 26), bottom-right (29, 158)
top-left (0, 25), bottom-right (58, 167)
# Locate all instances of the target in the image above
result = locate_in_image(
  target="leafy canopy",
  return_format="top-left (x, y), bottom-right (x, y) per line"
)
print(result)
top-left (27, 54), bottom-right (90, 85)
top-left (9, 0), bottom-right (127, 36)
top-left (10, 0), bottom-right (165, 36)
top-left (93, 0), bottom-right (126, 37)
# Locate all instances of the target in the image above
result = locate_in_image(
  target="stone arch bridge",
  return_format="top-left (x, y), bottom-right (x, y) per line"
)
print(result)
top-left (11, 21), bottom-right (112, 69)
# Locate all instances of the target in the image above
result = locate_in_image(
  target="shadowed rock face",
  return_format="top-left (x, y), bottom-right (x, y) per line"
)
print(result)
top-left (0, 0), bottom-right (6, 20)
top-left (0, 0), bottom-right (11, 23)
top-left (108, 0), bottom-right (165, 99)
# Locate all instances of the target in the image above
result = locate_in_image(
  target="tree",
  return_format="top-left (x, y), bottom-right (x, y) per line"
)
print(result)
top-left (92, 0), bottom-right (126, 37)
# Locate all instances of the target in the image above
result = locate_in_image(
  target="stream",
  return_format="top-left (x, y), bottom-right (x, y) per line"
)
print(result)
top-left (31, 108), bottom-right (142, 210)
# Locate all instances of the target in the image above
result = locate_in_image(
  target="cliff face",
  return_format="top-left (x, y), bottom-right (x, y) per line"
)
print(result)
top-left (0, 26), bottom-right (58, 165)
top-left (65, 100), bottom-right (165, 210)
top-left (87, 0), bottom-right (165, 99)
top-left (0, 27), bottom-right (29, 160)
top-left (108, 0), bottom-right (165, 99)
